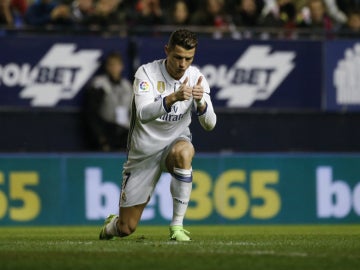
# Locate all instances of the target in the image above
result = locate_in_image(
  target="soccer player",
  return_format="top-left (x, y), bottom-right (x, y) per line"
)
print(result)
top-left (99, 29), bottom-right (217, 241)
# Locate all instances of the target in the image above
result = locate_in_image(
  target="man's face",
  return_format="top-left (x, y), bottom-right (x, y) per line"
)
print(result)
top-left (241, 0), bottom-right (256, 14)
top-left (310, 1), bottom-right (325, 22)
top-left (165, 45), bottom-right (195, 80)
top-left (348, 14), bottom-right (360, 31)
top-left (78, 0), bottom-right (93, 11)
top-left (174, 1), bottom-right (189, 23)
top-left (106, 57), bottom-right (123, 80)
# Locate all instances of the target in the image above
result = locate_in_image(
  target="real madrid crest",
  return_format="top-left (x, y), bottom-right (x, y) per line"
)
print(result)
top-left (157, 81), bottom-right (165, 93)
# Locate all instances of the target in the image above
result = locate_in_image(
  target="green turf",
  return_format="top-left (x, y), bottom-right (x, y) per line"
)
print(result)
top-left (0, 225), bottom-right (359, 270)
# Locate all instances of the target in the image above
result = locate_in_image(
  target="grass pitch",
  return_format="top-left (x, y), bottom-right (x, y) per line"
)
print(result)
top-left (0, 225), bottom-right (359, 270)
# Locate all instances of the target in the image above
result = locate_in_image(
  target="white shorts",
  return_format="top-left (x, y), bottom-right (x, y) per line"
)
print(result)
top-left (120, 135), bottom-right (191, 207)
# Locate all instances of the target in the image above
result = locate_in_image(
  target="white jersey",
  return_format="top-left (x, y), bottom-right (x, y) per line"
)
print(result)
top-left (127, 59), bottom-right (216, 160)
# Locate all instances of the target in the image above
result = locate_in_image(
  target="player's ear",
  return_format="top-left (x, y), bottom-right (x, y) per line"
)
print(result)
top-left (164, 45), bottom-right (169, 56)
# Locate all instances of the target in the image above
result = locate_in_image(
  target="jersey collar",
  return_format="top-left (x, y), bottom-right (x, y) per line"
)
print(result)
top-left (161, 59), bottom-right (188, 86)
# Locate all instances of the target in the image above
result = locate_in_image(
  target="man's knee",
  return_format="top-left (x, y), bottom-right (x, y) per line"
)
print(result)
top-left (117, 204), bottom-right (145, 237)
top-left (173, 142), bottom-right (195, 164)
top-left (180, 144), bottom-right (195, 159)
top-left (116, 220), bottom-right (137, 237)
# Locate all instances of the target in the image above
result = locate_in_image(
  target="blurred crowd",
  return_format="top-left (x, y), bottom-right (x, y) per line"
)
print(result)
top-left (1, 0), bottom-right (360, 36)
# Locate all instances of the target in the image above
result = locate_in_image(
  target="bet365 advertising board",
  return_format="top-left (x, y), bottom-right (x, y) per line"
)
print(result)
top-left (0, 153), bottom-right (359, 225)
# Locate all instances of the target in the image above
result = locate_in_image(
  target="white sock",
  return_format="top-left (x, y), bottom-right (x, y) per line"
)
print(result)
top-left (170, 168), bottom-right (192, 226)
top-left (105, 216), bottom-right (119, 236)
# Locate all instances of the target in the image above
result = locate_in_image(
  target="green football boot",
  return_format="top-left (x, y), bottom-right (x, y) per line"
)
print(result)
top-left (99, 214), bottom-right (118, 240)
top-left (169, 225), bottom-right (191, 241)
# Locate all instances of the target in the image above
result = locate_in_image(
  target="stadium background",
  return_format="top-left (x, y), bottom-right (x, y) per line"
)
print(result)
top-left (1, 0), bottom-right (360, 226)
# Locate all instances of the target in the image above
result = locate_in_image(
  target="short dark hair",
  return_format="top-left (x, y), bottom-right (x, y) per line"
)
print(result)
top-left (167, 29), bottom-right (198, 50)
top-left (105, 51), bottom-right (123, 64)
